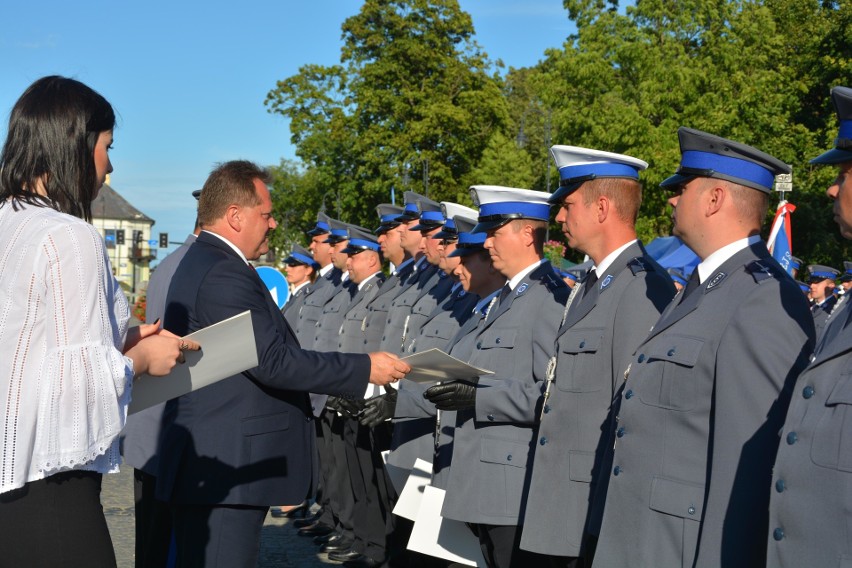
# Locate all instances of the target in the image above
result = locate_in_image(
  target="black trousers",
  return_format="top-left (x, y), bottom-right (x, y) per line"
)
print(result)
top-left (170, 503), bottom-right (268, 568)
top-left (0, 470), bottom-right (117, 568)
top-left (328, 412), bottom-right (357, 539)
top-left (134, 469), bottom-right (173, 568)
top-left (471, 523), bottom-right (558, 568)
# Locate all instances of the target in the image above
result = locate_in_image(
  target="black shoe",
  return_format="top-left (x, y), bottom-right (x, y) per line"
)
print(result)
top-left (293, 510), bottom-right (322, 528)
top-left (271, 501), bottom-right (310, 518)
top-left (342, 554), bottom-right (383, 567)
top-left (313, 531), bottom-right (341, 545)
top-left (327, 549), bottom-right (363, 562)
top-left (297, 522), bottom-right (334, 537)
top-left (322, 535), bottom-right (355, 553)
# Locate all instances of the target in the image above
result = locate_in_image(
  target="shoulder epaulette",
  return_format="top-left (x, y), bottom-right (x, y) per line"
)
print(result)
top-left (542, 271), bottom-right (568, 290)
top-left (745, 260), bottom-right (780, 283)
top-left (628, 256), bottom-right (651, 275)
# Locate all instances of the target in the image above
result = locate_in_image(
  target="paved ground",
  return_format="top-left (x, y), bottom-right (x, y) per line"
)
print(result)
top-left (102, 466), bottom-right (336, 567)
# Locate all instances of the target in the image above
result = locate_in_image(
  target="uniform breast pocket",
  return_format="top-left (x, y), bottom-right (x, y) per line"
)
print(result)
top-left (476, 328), bottom-right (518, 373)
top-left (556, 328), bottom-right (605, 392)
top-left (811, 372), bottom-right (852, 472)
top-left (637, 335), bottom-right (704, 411)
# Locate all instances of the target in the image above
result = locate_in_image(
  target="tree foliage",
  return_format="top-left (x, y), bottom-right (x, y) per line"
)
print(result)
top-left (265, 0), bottom-right (510, 239)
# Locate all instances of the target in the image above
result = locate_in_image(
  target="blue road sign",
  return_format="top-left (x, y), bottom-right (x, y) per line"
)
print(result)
top-left (255, 266), bottom-right (290, 309)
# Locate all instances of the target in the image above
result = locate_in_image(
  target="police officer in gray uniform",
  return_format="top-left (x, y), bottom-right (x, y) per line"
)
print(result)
top-left (591, 128), bottom-right (815, 568)
top-left (519, 146), bottom-right (676, 566)
top-left (424, 186), bottom-right (570, 568)
top-left (296, 212), bottom-right (343, 348)
top-left (361, 204), bottom-right (416, 352)
top-left (312, 220), bottom-right (358, 352)
top-left (378, 192), bottom-right (444, 356)
top-left (807, 263), bottom-right (840, 340)
top-left (281, 244), bottom-right (320, 330)
top-left (768, 85), bottom-right (852, 567)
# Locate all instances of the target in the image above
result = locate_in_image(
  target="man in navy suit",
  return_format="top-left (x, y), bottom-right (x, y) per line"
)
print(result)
top-left (158, 160), bottom-right (409, 568)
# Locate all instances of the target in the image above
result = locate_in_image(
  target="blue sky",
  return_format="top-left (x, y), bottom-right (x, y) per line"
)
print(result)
top-left (0, 1), bottom-right (575, 262)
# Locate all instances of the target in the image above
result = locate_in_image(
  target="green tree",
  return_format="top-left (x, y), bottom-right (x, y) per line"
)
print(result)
top-left (265, 0), bottom-right (510, 230)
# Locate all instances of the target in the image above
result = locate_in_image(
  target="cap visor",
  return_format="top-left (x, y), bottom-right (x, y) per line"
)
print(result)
top-left (660, 173), bottom-right (696, 189)
top-left (447, 247), bottom-right (481, 258)
top-left (548, 182), bottom-right (583, 204)
top-left (810, 148), bottom-right (852, 165)
top-left (471, 219), bottom-right (510, 234)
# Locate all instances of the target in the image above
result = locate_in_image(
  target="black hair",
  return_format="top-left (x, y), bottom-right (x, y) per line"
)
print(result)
top-left (0, 76), bottom-right (115, 222)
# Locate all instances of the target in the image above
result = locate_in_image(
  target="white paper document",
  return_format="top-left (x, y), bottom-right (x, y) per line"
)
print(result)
top-left (401, 348), bottom-right (493, 384)
top-left (129, 310), bottom-right (258, 414)
top-left (408, 485), bottom-right (486, 566)
top-left (392, 458), bottom-right (433, 521)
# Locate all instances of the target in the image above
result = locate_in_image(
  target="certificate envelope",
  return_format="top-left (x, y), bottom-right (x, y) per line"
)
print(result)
top-left (129, 310), bottom-right (257, 414)
top-left (401, 348), bottom-right (493, 384)
top-left (392, 458), bottom-right (433, 521)
top-left (408, 485), bottom-right (486, 566)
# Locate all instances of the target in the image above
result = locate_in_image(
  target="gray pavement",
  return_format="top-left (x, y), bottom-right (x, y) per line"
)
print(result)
top-left (102, 466), bottom-right (336, 567)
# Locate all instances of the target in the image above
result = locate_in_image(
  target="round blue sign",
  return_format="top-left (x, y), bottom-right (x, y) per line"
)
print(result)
top-left (255, 266), bottom-right (290, 309)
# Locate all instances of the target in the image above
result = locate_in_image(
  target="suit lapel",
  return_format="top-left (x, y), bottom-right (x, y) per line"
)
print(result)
top-left (812, 306), bottom-right (852, 367)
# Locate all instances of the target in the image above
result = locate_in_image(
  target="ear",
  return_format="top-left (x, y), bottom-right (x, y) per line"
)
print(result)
top-left (597, 196), bottom-right (610, 223)
top-left (520, 223), bottom-right (536, 247)
top-left (705, 184), bottom-right (726, 217)
top-left (226, 204), bottom-right (242, 232)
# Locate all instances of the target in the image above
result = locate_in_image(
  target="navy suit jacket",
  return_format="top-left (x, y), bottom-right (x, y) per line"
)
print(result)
top-left (157, 231), bottom-right (371, 506)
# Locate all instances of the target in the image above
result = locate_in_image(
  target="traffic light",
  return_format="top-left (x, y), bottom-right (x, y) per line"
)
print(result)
top-left (116, 229), bottom-right (125, 245)
top-left (159, 232), bottom-right (169, 248)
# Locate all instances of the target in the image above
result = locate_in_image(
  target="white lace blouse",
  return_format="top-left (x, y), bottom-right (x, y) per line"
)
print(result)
top-left (0, 202), bottom-right (133, 494)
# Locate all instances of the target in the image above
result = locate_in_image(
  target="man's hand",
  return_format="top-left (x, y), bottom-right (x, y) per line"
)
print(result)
top-left (423, 380), bottom-right (477, 411)
top-left (325, 396), bottom-right (342, 413)
top-left (368, 352), bottom-right (411, 386)
top-left (359, 386), bottom-right (398, 428)
top-left (337, 397), bottom-right (367, 419)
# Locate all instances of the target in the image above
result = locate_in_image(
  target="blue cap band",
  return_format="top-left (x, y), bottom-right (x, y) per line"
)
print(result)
top-left (288, 252), bottom-right (319, 268)
top-left (348, 238), bottom-right (380, 252)
top-left (457, 232), bottom-right (486, 247)
top-left (315, 221), bottom-right (330, 232)
top-left (380, 214), bottom-right (399, 223)
top-left (558, 162), bottom-right (640, 181)
top-left (419, 211), bottom-right (445, 223)
top-left (681, 150), bottom-right (775, 190)
top-left (403, 203), bottom-right (419, 214)
top-left (812, 271), bottom-right (837, 279)
top-left (840, 120), bottom-right (852, 140)
top-left (443, 218), bottom-right (456, 231)
top-left (479, 201), bottom-right (550, 220)
top-left (330, 229), bottom-right (347, 238)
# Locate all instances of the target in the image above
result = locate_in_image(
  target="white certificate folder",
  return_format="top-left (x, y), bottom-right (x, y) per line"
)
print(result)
top-left (401, 348), bottom-right (493, 384)
top-left (129, 310), bottom-right (258, 414)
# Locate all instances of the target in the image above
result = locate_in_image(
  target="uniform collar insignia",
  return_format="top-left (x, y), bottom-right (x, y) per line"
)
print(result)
top-left (600, 274), bottom-right (614, 290)
top-left (705, 271), bottom-right (728, 290)
top-left (516, 282), bottom-right (529, 296)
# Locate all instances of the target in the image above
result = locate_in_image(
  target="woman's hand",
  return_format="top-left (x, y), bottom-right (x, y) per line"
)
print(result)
top-left (125, 323), bottom-right (201, 377)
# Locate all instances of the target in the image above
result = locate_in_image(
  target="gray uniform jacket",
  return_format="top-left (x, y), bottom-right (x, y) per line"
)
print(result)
top-left (281, 282), bottom-right (311, 335)
top-left (295, 267), bottom-right (342, 349)
top-left (121, 234), bottom-right (196, 474)
top-left (378, 261), bottom-right (439, 355)
top-left (520, 243), bottom-right (676, 557)
top-left (337, 273), bottom-right (386, 355)
top-left (767, 304), bottom-right (852, 567)
top-left (387, 286), bottom-right (478, 480)
top-left (813, 295), bottom-right (839, 342)
top-left (313, 279), bottom-right (356, 352)
top-left (363, 261), bottom-right (417, 351)
top-left (441, 261), bottom-right (569, 526)
top-left (592, 242), bottom-right (814, 568)
top-left (400, 272), bottom-right (456, 353)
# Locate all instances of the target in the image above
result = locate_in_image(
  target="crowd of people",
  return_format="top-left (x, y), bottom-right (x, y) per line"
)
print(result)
top-left (2, 74), bottom-right (852, 568)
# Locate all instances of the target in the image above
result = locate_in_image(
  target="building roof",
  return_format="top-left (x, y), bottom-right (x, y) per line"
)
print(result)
top-left (91, 183), bottom-right (154, 224)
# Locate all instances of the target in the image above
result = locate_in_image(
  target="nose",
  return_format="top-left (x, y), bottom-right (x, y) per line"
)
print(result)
top-left (555, 206), bottom-right (567, 224)
top-left (668, 195), bottom-right (680, 207)
top-left (827, 183), bottom-right (839, 200)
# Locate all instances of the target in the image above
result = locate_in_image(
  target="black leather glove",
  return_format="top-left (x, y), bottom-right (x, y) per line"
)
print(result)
top-left (359, 386), bottom-right (398, 428)
top-left (325, 396), bottom-right (342, 413)
top-left (337, 397), bottom-right (367, 419)
top-left (423, 380), bottom-right (477, 411)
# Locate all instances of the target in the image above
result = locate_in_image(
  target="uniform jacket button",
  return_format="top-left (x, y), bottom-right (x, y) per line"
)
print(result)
top-left (786, 432), bottom-right (798, 445)
top-left (539, 437), bottom-right (548, 446)
top-left (775, 479), bottom-right (786, 493)
top-left (625, 389), bottom-right (634, 399)
top-left (637, 354), bottom-right (645, 363)
top-left (613, 466), bottom-right (621, 476)
top-left (803, 386), bottom-right (814, 399)
top-left (773, 528), bottom-right (785, 541)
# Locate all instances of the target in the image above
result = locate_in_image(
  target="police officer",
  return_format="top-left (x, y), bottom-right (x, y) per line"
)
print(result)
top-left (519, 146), bottom-right (676, 566)
top-left (768, 85), bottom-right (852, 567)
top-left (280, 243), bottom-right (320, 330)
top-left (807, 264), bottom-right (840, 340)
top-left (590, 128), bottom-right (815, 568)
top-left (424, 186), bottom-right (570, 568)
